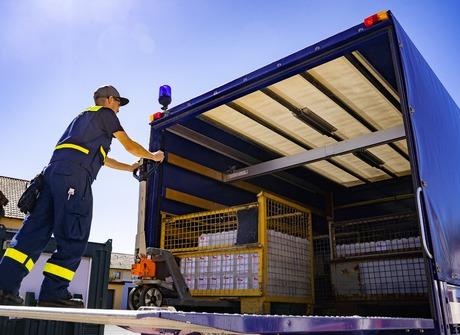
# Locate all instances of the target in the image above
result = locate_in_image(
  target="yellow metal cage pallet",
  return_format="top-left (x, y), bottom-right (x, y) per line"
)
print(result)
top-left (161, 192), bottom-right (314, 313)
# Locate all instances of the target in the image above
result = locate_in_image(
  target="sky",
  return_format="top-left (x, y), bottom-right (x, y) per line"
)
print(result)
top-left (1, 0), bottom-right (459, 254)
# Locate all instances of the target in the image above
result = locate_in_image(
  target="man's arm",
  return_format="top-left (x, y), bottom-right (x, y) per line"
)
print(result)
top-left (114, 130), bottom-right (164, 162)
top-left (105, 157), bottom-right (141, 172)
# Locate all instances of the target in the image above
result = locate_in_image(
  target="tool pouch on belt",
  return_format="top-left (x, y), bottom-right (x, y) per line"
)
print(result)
top-left (18, 172), bottom-right (45, 214)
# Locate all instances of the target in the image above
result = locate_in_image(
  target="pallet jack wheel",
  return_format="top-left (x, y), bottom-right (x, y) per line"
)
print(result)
top-left (128, 286), bottom-right (143, 310)
top-left (140, 285), bottom-right (163, 307)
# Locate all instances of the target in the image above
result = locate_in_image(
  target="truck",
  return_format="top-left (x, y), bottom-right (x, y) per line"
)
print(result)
top-left (1, 9), bottom-right (459, 335)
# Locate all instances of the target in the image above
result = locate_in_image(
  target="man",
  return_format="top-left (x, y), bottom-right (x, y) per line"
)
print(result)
top-left (0, 85), bottom-right (164, 308)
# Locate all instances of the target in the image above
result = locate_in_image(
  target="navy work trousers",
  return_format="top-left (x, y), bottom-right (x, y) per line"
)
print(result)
top-left (0, 161), bottom-right (93, 301)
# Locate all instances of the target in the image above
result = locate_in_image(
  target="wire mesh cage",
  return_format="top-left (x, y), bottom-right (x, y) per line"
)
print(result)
top-left (329, 213), bottom-right (427, 299)
top-left (265, 196), bottom-right (312, 298)
top-left (330, 213), bottom-right (421, 259)
top-left (161, 192), bottom-right (313, 305)
top-left (313, 236), bottom-right (333, 302)
top-left (161, 204), bottom-right (256, 252)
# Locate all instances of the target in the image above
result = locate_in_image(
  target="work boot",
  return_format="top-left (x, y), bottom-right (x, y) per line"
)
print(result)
top-left (37, 292), bottom-right (84, 308)
top-left (0, 289), bottom-right (24, 306)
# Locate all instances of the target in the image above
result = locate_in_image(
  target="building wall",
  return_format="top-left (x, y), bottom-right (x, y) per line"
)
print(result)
top-left (109, 254), bottom-right (134, 309)
top-left (108, 282), bottom-right (125, 309)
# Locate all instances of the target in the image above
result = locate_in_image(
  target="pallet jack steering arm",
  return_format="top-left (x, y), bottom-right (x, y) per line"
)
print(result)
top-left (132, 159), bottom-right (159, 261)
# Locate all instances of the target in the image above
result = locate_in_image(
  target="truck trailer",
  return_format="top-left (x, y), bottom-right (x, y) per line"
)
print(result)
top-left (1, 10), bottom-right (459, 335)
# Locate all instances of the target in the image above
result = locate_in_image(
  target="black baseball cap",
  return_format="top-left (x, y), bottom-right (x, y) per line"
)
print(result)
top-left (93, 85), bottom-right (129, 106)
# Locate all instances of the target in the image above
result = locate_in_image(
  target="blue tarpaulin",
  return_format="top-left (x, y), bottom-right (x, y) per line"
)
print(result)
top-left (395, 18), bottom-right (460, 285)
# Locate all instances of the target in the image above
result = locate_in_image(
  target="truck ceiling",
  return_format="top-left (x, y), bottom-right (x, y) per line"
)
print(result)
top-left (151, 12), bottom-right (410, 189)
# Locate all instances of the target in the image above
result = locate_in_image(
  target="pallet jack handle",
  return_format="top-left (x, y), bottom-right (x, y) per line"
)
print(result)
top-left (131, 84), bottom-right (171, 263)
top-left (132, 159), bottom-right (160, 182)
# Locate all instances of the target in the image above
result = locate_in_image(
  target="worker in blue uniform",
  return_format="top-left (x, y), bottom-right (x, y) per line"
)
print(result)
top-left (0, 85), bottom-right (164, 308)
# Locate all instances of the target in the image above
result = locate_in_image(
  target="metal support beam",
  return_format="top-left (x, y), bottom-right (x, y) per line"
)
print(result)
top-left (260, 87), bottom-right (399, 178)
top-left (168, 124), bottom-right (260, 165)
top-left (226, 102), bottom-right (369, 183)
top-left (224, 125), bottom-right (405, 182)
top-left (167, 124), bottom-right (326, 195)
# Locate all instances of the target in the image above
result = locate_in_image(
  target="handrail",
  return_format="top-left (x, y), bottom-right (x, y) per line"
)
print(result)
top-left (416, 187), bottom-right (433, 259)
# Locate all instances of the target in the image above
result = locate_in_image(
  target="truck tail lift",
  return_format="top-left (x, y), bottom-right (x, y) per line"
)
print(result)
top-left (0, 10), bottom-right (459, 335)
top-left (0, 306), bottom-right (435, 335)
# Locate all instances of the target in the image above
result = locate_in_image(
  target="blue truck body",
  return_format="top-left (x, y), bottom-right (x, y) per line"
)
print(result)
top-left (144, 11), bottom-right (460, 334)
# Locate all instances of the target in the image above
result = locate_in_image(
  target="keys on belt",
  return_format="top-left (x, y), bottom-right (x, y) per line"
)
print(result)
top-left (67, 188), bottom-right (75, 200)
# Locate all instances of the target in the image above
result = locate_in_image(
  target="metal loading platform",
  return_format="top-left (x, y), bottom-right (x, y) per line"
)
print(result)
top-left (0, 306), bottom-right (435, 334)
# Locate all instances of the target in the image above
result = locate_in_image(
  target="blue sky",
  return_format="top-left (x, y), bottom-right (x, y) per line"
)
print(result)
top-left (1, 0), bottom-right (459, 254)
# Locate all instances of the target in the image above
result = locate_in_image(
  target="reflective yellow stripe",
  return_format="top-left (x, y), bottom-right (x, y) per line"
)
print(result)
top-left (55, 143), bottom-right (89, 155)
top-left (99, 146), bottom-right (107, 162)
top-left (4, 248), bottom-right (35, 272)
top-left (43, 263), bottom-right (75, 281)
top-left (4, 248), bottom-right (27, 263)
top-left (25, 259), bottom-right (34, 272)
top-left (86, 106), bottom-right (103, 112)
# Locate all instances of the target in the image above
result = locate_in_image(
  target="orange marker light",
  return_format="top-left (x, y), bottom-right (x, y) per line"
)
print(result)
top-left (364, 11), bottom-right (390, 28)
top-left (149, 112), bottom-right (164, 122)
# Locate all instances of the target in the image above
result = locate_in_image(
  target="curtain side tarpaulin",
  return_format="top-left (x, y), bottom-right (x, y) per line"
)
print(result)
top-left (394, 18), bottom-right (460, 286)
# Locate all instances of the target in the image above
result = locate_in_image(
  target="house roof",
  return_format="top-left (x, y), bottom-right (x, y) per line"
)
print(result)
top-left (0, 176), bottom-right (28, 220)
top-left (110, 252), bottom-right (134, 270)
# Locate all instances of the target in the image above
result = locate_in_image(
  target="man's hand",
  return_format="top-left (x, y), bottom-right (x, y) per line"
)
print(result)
top-left (150, 150), bottom-right (165, 162)
top-left (130, 160), bottom-right (143, 172)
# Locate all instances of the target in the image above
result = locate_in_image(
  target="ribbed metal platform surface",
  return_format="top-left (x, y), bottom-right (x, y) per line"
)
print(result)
top-left (0, 306), bottom-right (434, 334)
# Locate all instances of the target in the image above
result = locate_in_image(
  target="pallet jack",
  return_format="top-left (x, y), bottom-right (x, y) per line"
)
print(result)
top-left (128, 86), bottom-right (236, 312)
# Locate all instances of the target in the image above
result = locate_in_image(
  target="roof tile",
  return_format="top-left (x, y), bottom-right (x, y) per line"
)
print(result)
top-left (0, 176), bottom-right (29, 220)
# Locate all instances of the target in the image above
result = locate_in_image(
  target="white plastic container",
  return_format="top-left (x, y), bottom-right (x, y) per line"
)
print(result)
top-left (375, 241), bottom-right (385, 252)
top-left (251, 253), bottom-right (259, 275)
top-left (212, 232), bottom-right (222, 246)
top-left (222, 274), bottom-right (234, 290)
top-left (415, 236), bottom-right (422, 248)
top-left (221, 230), bottom-right (237, 245)
top-left (185, 276), bottom-right (196, 290)
top-left (197, 276), bottom-right (208, 290)
top-left (236, 254), bottom-right (249, 273)
top-left (222, 254), bottom-right (234, 272)
top-left (401, 237), bottom-right (410, 249)
top-left (209, 254), bottom-right (222, 274)
top-left (408, 236), bottom-right (418, 249)
top-left (184, 257), bottom-right (196, 275)
top-left (198, 234), bottom-right (210, 247)
top-left (251, 275), bottom-right (259, 289)
top-left (209, 276), bottom-right (221, 290)
top-left (236, 275), bottom-right (249, 289)
top-left (180, 258), bottom-right (186, 274)
top-left (197, 256), bottom-right (209, 275)
top-left (390, 239), bottom-right (401, 251)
